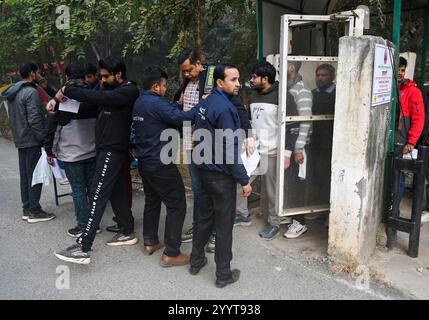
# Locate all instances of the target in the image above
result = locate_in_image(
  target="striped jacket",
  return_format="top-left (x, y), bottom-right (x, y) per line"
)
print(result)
top-left (286, 75), bottom-right (313, 157)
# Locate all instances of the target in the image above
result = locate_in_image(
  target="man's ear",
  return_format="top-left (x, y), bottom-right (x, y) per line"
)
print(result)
top-left (151, 82), bottom-right (160, 93)
top-left (115, 72), bottom-right (122, 81)
top-left (216, 79), bottom-right (223, 89)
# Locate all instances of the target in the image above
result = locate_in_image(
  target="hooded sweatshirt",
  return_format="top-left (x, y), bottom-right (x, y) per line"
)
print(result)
top-left (397, 79), bottom-right (425, 146)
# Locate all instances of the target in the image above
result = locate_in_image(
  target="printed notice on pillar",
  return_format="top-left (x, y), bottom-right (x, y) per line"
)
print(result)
top-left (371, 44), bottom-right (393, 107)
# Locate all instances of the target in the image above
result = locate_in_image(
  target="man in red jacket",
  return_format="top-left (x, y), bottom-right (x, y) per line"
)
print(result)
top-left (396, 57), bottom-right (425, 199)
top-left (397, 57), bottom-right (425, 154)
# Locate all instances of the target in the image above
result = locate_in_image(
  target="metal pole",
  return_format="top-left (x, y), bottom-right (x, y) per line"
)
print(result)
top-left (384, 0), bottom-right (402, 219)
top-left (275, 15), bottom-right (289, 217)
top-left (257, 0), bottom-right (264, 62)
top-left (419, 4), bottom-right (429, 91)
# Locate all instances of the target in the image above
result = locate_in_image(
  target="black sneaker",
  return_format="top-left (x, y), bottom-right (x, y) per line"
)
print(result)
top-left (67, 226), bottom-right (82, 238)
top-left (189, 257), bottom-right (208, 275)
top-left (54, 244), bottom-right (91, 265)
top-left (215, 269), bottom-right (240, 288)
top-left (68, 227), bottom-right (102, 238)
top-left (22, 208), bottom-right (30, 221)
top-left (106, 224), bottom-right (120, 233)
top-left (106, 233), bottom-right (139, 246)
top-left (27, 210), bottom-right (56, 223)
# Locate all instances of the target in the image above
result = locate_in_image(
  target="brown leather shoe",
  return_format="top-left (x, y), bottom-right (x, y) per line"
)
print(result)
top-left (160, 253), bottom-right (190, 267)
top-left (143, 243), bottom-right (164, 256)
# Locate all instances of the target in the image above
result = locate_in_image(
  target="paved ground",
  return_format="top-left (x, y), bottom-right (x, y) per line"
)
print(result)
top-left (369, 195), bottom-right (429, 299)
top-left (0, 138), bottom-right (411, 300)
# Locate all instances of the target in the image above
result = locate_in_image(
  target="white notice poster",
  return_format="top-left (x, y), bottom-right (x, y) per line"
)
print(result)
top-left (371, 44), bottom-right (394, 107)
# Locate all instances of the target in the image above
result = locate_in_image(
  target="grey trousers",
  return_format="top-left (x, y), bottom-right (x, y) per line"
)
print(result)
top-left (236, 155), bottom-right (280, 226)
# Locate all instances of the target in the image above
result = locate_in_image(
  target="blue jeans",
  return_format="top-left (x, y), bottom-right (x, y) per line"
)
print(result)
top-left (399, 172), bottom-right (405, 200)
top-left (63, 158), bottom-right (96, 230)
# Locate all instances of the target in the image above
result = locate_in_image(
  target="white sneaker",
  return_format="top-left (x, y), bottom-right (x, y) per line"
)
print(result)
top-left (283, 220), bottom-right (308, 239)
top-left (279, 216), bottom-right (292, 224)
top-left (421, 211), bottom-right (429, 223)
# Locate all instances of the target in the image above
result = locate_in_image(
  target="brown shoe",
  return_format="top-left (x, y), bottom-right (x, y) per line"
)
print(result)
top-left (160, 253), bottom-right (190, 268)
top-left (143, 243), bottom-right (164, 256)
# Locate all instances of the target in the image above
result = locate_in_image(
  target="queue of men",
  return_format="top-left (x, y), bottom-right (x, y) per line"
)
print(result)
top-left (14, 48), bottom-right (413, 288)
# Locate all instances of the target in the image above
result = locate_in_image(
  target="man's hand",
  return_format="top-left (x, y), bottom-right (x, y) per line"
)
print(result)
top-left (46, 99), bottom-right (57, 115)
top-left (403, 143), bottom-right (414, 154)
top-left (245, 137), bottom-right (256, 156)
top-left (241, 183), bottom-right (252, 197)
top-left (294, 152), bottom-right (304, 165)
top-left (284, 156), bottom-right (291, 170)
top-left (46, 155), bottom-right (55, 166)
top-left (55, 87), bottom-right (66, 103)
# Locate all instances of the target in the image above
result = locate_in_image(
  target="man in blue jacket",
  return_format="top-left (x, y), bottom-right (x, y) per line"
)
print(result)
top-left (189, 64), bottom-right (252, 288)
top-left (133, 65), bottom-right (196, 267)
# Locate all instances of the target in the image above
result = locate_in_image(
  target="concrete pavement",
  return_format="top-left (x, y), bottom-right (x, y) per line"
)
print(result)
top-left (0, 138), bottom-right (410, 300)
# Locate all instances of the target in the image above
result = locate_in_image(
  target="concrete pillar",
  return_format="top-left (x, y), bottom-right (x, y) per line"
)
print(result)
top-left (328, 36), bottom-right (391, 264)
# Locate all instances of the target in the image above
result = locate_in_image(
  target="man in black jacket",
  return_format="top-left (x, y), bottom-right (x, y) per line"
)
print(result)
top-left (7, 62), bottom-right (55, 223)
top-left (190, 64), bottom-right (252, 288)
top-left (174, 49), bottom-right (251, 253)
top-left (134, 66), bottom-right (196, 267)
top-left (54, 57), bottom-right (139, 265)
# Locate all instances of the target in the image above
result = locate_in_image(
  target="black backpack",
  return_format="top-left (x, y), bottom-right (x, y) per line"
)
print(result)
top-left (417, 89), bottom-right (429, 146)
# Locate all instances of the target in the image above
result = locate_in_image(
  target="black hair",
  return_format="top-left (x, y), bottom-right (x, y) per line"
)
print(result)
top-left (399, 56), bottom-right (408, 68)
top-left (99, 56), bottom-right (126, 78)
top-left (290, 61), bottom-right (302, 72)
top-left (19, 62), bottom-right (38, 79)
top-left (65, 62), bottom-right (87, 80)
top-left (177, 48), bottom-right (202, 66)
top-left (251, 61), bottom-right (277, 84)
top-left (84, 63), bottom-right (98, 76)
top-left (316, 64), bottom-right (336, 76)
top-left (213, 64), bottom-right (238, 88)
top-left (142, 65), bottom-right (168, 90)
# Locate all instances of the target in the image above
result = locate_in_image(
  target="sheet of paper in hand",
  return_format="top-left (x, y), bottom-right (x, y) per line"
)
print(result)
top-left (51, 159), bottom-right (66, 180)
top-left (241, 148), bottom-right (260, 177)
top-left (59, 98), bottom-right (80, 113)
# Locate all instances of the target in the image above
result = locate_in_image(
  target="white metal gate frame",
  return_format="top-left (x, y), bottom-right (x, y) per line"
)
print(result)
top-left (276, 9), bottom-right (366, 217)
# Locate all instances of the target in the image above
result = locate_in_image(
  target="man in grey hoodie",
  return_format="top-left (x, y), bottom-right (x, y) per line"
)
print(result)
top-left (7, 63), bottom-right (55, 223)
top-left (44, 62), bottom-right (98, 237)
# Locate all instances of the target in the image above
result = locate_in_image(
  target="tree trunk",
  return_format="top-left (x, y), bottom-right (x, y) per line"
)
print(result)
top-left (90, 41), bottom-right (102, 61)
top-left (196, 0), bottom-right (205, 52)
top-left (107, 29), bottom-right (112, 57)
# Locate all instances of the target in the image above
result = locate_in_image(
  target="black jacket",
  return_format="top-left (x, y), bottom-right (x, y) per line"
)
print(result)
top-left (133, 91), bottom-right (196, 170)
top-left (174, 66), bottom-right (251, 135)
top-left (44, 80), bottom-right (98, 156)
top-left (64, 81), bottom-right (139, 153)
top-left (7, 81), bottom-right (47, 148)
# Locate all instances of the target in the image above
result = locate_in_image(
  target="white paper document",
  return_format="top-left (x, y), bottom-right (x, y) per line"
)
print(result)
top-left (403, 149), bottom-right (418, 160)
top-left (59, 98), bottom-right (80, 113)
top-left (298, 149), bottom-right (307, 180)
top-left (51, 159), bottom-right (66, 180)
top-left (241, 148), bottom-right (260, 177)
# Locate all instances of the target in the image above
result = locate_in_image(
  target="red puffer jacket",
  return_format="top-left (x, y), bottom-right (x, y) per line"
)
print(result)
top-left (400, 79), bottom-right (425, 145)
